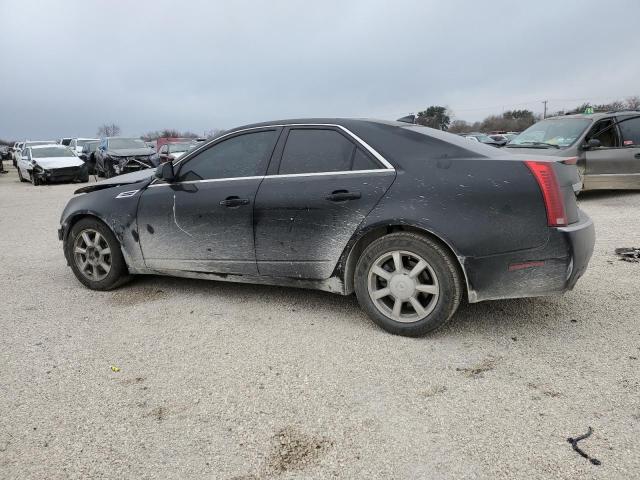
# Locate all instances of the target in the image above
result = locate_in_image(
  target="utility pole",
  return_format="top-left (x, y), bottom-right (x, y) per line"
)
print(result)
top-left (542, 100), bottom-right (548, 119)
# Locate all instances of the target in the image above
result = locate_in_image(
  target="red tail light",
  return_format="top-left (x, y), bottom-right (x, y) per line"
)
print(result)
top-left (525, 161), bottom-right (567, 227)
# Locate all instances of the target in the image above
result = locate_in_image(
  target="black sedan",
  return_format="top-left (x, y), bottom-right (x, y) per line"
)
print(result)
top-left (58, 119), bottom-right (595, 336)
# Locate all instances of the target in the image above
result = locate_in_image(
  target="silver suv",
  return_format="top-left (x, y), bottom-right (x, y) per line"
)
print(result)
top-left (506, 111), bottom-right (640, 191)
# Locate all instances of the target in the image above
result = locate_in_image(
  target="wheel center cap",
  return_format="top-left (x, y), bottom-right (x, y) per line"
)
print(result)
top-left (389, 274), bottom-right (416, 301)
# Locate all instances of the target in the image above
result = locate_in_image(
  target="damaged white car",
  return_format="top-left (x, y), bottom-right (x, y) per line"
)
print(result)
top-left (17, 144), bottom-right (89, 185)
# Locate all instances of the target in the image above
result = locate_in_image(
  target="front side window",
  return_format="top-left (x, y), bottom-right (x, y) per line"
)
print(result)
top-left (178, 130), bottom-right (277, 181)
top-left (617, 116), bottom-right (640, 146)
top-left (587, 119), bottom-right (620, 148)
top-left (278, 129), bottom-right (356, 174)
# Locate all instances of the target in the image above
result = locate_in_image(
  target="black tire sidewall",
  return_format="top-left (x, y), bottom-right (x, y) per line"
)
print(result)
top-left (65, 218), bottom-right (129, 290)
top-left (354, 232), bottom-right (462, 336)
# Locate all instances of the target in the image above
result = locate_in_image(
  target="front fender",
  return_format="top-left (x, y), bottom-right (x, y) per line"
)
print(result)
top-left (59, 183), bottom-right (148, 273)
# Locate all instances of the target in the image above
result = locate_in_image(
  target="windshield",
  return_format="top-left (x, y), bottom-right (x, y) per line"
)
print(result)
top-left (509, 118), bottom-right (591, 148)
top-left (168, 143), bottom-right (191, 153)
top-left (31, 147), bottom-right (76, 158)
top-left (77, 139), bottom-right (97, 147)
top-left (108, 138), bottom-right (147, 149)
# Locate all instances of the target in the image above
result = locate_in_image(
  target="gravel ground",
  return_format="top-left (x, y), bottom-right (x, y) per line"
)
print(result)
top-left (1, 162), bottom-right (639, 479)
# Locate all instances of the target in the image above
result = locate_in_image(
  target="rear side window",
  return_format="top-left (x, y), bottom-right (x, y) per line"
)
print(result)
top-left (178, 130), bottom-right (277, 181)
top-left (352, 148), bottom-right (379, 170)
top-left (279, 129), bottom-right (355, 174)
top-left (618, 116), bottom-right (640, 146)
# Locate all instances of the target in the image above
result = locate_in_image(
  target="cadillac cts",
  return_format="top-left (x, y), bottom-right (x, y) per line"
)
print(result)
top-left (58, 119), bottom-right (595, 336)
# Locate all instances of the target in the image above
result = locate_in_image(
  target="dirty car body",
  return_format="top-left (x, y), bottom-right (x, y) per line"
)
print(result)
top-left (59, 119), bottom-right (595, 336)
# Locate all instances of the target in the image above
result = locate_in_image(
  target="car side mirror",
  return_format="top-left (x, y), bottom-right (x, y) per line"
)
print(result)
top-left (155, 161), bottom-right (175, 182)
top-left (583, 138), bottom-right (601, 150)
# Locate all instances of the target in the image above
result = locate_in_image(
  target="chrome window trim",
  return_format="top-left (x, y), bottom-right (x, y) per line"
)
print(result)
top-left (148, 169), bottom-right (394, 188)
top-left (148, 122), bottom-right (395, 187)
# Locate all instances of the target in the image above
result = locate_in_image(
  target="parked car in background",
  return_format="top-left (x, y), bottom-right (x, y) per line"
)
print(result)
top-left (151, 142), bottom-right (192, 166)
top-left (59, 118), bottom-right (594, 337)
top-left (155, 137), bottom-right (194, 151)
top-left (0, 145), bottom-right (11, 161)
top-left (68, 138), bottom-right (99, 156)
top-left (58, 138), bottom-right (73, 146)
top-left (17, 144), bottom-right (88, 185)
top-left (487, 134), bottom-right (511, 146)
top-left (13, 140), bottom-right (56, 167)
top-left (11, 142), bottom-right (24, 167)
top-left (506, 111), bottom-right (640, 191)
top-left (94, 137), bottom-right (155, 178)
top-left (460, 132), bottom-right (502, 147)
top-left (79, 140), bottom-right (100, 174)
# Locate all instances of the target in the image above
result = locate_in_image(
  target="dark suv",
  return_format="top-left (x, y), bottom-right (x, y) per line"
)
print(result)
top-left (95, 137), bottom-right (156, 178)
top-left (506, 111), bottom-right (640, 191)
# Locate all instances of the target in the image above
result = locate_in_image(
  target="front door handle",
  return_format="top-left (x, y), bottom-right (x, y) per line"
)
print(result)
top-left (326, 190), bottom-right (361, 202)
top-left (634, 153), bottom-right (640, 159)
top-left (219, 196), bottom-right (250, 207)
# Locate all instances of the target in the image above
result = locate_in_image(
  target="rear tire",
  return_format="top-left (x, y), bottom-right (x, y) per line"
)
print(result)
top-left (65, 218), bottom-right (132, 290)
top-left (354, 232), bottom-right (463, 336)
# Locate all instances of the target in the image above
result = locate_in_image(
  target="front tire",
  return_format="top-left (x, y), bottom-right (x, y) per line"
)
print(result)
top-left (30, 172), bottom-right (42, 186)
top-left (65, 218), bottom-right (131, 290)
top-left (354, 232), bottom-right (463, 337)
top-left (17, 167), bottom-right (28, 182)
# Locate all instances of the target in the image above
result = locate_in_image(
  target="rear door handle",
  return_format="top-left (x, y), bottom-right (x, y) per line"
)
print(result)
top-left (219, 196), bottom-right (250, 207)
top-left (326, 190), bottom-right (361, 202)
top-left (634, 153), bottom-right (640, 159)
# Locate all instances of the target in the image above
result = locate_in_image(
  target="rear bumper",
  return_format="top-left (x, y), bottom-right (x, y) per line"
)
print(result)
top-left (464, 210), bottom-right (595, 302)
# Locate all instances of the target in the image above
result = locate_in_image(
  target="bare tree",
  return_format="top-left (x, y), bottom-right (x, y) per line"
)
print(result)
top-left (97, 123), bottom-right (121, 137)
top-left (205, 128), bottom-right (226, 138)
top-left (625, 96), bottom-right (640, 110)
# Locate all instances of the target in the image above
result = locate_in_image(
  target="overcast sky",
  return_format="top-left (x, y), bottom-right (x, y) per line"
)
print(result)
top-left (1, 0), bottom-right (639, 140)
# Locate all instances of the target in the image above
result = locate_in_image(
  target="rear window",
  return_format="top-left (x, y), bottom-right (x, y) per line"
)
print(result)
top-left (402, 126), bottom-right (500, 157)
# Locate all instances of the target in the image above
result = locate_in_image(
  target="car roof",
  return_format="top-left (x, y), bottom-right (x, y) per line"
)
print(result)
top-left (549, 110), bottom-right (640, 120)
top-left (225, 118), bottom-right (408, 133)
top-left (30, 144), bottom-right (67, 149)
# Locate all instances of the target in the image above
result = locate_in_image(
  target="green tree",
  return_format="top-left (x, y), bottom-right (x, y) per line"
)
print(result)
top-left (416, 106), bottom-right (451, 131)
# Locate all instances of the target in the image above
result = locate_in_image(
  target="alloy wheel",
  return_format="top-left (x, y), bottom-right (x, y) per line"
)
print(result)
top-left (73, 229), bottom-right (112, 281)
top-left (367, 250), bottom-right (439, 323)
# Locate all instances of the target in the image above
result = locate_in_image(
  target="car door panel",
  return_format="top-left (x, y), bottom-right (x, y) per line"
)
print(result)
top-left (254, 171), bottom-right (395, 279)
top-left (137, 179), bottom-right (261, 274)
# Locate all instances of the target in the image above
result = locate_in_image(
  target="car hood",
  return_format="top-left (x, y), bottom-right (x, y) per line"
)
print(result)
top-left (34, 157), bottom-right (84, 169)
top-left (74, 169), bottom-right (155, 194)
top-left (106, 148), bottom-right (155, 157)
